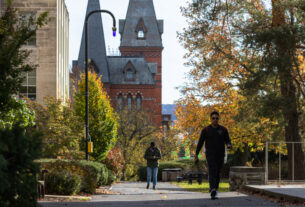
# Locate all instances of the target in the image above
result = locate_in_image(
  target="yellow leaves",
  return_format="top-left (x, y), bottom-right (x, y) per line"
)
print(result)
top-left (297, 54), bottom-right (305, 75)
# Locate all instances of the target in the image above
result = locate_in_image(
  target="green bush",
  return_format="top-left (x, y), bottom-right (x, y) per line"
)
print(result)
top-left (98, 164), bottom-right (109, 186)
top-left (45, 171), bottom-right (81, 195)
top-left (0, 127), bottom-right (42, 207)
top-left (107, 169), bottom-right (116, 185)
top-left (138, 159), bottom-right (207, 181)
top-left (37, 159), bottom-right (112, 194)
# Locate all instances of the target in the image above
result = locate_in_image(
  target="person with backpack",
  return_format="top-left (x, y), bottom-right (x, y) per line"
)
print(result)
top-left (144, 142), bottom-right (162, 190)
top-left (195, 111), bottom-right (232, 200)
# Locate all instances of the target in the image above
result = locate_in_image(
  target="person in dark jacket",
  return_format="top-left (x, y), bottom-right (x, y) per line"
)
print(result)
top-left (144, 142), bottom-right (161, 190)
top-left (195, 111), bottom-right (232, 199)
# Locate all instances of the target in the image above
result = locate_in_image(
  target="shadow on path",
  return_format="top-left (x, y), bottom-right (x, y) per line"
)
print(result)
top-left (40, 194), bottom-right (290, 207)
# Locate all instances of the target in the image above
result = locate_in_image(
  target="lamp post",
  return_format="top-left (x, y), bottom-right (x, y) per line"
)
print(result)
top-left (85, 10), bottom-right (116, 160)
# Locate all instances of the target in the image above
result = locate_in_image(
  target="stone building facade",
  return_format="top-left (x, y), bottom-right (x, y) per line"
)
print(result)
top-left (1, 0), bottom-right (70, 104)
top-left (72, 0), bottom-right (163, 126)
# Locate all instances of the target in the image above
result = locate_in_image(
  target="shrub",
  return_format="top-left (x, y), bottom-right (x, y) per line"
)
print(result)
top-left (45, 171), bottom-right (81, 195)
top-left (38, 159), bottom-right (112, 194)
top-left (138, 159), bottom-right (207, 181)
top-left (107, 170), bottom-right (116, 185)
top-left (98, 164), bottom-right (109, 186)
top-left (103, 148), bottom-right (124, 179)
top-left (0, 127), bottom-right (42, 207)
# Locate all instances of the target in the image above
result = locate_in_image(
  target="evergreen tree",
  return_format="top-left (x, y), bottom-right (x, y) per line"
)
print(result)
top-left (73, 72), bottom-right (118, 161)
top-left (0, 127), bottom-right (42, 207)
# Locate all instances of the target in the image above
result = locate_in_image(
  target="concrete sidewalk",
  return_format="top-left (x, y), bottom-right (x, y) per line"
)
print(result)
top-left (244, 184), bottom-right (305, 203)
top-left (40, 182), bottom-right (303, 206)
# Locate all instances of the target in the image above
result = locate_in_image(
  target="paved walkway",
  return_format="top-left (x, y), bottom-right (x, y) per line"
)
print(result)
top-left (245, 184), bottom-right (305, 203)
top-left (40, 182), bottom-right (302, 207)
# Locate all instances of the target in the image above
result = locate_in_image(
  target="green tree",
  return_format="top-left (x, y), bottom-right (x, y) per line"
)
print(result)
top-left (27, 97), bottom-right (83, 159)
top-left (116, 108), bottom-right (157, 180)
top-left (179, 0), bottom-right (305, 178)
top-left (73, 72), bottom-right (118, 161)
top-left (155, 126), bottom-right (180, 161)
top-left (0, 100), bottom-right (35, 129)
top-left (0, 127), bottom-right (42, 207)
top-left (0, 0), bottom-right (48, 113)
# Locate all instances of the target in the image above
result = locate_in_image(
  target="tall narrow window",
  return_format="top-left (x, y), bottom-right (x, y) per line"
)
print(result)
top-left (20, 70), bottom-right (36, 100)
top-left (22, 12), bottom-right (36, 46)
top-left (136, 95), bottom-right (142, 109)
top-left (136, 18), bottom-right (147, 39)
top-left (127, 95), bottom-right (132, 110)
top-left (118, 95), bottom-right (123, 109)
top-left (138, 30), bottom-right (144, 38)
top-left (126, 69), bottom-right (133, 79)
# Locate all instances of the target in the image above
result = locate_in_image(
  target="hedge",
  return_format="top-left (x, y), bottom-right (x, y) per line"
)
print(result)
top-left (37, 159), bottom-right (114, 194)
top-left (45, 171), bottom-right (81, 195)
top-left (138, 159), bottom-right (208, 181)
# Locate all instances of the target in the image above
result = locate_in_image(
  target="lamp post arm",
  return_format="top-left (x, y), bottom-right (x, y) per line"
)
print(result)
top-left (84, 9), bottom-right (116, 161)
top-left (85, 10), bottom-right (116, 30)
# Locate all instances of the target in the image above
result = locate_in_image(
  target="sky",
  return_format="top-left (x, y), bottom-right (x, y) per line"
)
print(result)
top-left (65, 0), bottom-right (190, 104)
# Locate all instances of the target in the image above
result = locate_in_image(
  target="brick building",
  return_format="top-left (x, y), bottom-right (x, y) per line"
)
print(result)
top-left (72, 0), bottom-right (163, 126)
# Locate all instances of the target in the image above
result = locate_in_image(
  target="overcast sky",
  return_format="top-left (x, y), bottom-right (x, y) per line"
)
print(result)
top-left (65, 0), bottom-right (190, 104)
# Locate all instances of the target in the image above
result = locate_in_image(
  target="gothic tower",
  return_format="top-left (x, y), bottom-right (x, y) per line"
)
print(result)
top-left (75, 0), bottom-right (110, 83)
top-left (72, 0), bottom-right (163, 126)
top-left (119, 0), bottom-right (163, 124)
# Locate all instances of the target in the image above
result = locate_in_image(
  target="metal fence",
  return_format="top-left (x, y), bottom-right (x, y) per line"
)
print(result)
top-left (265, 141), bottom-right (305, 184)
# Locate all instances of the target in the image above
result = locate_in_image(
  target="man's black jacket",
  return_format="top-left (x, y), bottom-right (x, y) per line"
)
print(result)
top-left (196, 124), bottom-right (231, 157)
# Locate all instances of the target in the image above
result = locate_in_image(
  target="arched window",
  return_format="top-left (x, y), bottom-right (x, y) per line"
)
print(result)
top-left (127, 95), bottom-right (132, 110)
top-left (118, 94), bottom-right (123, 109)
top-left (136, 18), bottom-right (147, 39)
top-left (126, 69), bottom-right (133, 79)
top-left (136, 95), bottom-right (142, 109)
top-left (138, 30), bottom-right (144, 38)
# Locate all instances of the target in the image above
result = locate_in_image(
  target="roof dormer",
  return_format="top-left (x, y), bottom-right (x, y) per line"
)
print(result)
top-left (136, 18), bottom-right (147, 39)
top-left (123, 61), bottom-right (136, 81)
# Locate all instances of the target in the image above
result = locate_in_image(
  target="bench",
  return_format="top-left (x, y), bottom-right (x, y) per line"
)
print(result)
top-left (177, 171), bottom-right (207, 184)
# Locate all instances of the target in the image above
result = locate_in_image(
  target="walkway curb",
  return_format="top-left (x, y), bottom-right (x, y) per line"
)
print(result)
top-left (41, 195), bottom-right (91, 201)
top-left (243, 185), bottom-right (305, 204)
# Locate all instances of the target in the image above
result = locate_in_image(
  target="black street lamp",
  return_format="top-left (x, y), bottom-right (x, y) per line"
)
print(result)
top-left (85, 10), bottom-right (116, 160)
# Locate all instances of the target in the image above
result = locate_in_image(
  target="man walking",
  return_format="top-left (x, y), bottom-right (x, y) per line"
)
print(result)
top-left (144, 142), bottom-right (161, 190)
top-left (195, 111), bottom-right (232, 199)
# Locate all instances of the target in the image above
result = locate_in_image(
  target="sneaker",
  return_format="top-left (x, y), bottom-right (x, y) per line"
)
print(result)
top-left (214, 191), bottom-right (218, 199)
top-left (153, 186), bottom-right (156, 190)
top-left (210, 189), bottom-right (217, 200)
top-left (146, 184), bottom-right (149, 189)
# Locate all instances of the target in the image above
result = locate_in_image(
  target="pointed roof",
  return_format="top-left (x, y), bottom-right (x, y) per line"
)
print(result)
top-left (119, 0), bottom-right (163, 48)
top-left (77, 0), bottom-right (110, 82)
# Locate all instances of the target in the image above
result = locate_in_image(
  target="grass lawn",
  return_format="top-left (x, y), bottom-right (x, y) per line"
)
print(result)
top-left (172, 180), bottom-right (230, 193)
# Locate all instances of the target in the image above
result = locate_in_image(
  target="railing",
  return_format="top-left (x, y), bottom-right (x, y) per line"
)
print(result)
top-left (265, 141), bottom-right (305, 184)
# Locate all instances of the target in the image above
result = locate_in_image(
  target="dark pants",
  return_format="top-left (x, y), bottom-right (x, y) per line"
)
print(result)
top-left (206, 154), bottom-right (224, 191)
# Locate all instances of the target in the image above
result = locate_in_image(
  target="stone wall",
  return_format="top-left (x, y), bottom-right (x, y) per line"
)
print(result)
top-left (1, 0), bottom-right (69, 105)
top-left (229, 166), bottom-right (265, 191)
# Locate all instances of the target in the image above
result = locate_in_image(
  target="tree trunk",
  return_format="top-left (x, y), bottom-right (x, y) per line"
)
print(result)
top-left (240, 143), bottom-right (249, 166)
top-left (272, 0), bottom-right (305, 180)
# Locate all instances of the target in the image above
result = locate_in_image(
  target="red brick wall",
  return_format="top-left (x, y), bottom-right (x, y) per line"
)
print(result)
top-left (104, 83), bottom-right (161, 126)
top-left (107, 47), bottom-right (163, 126)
